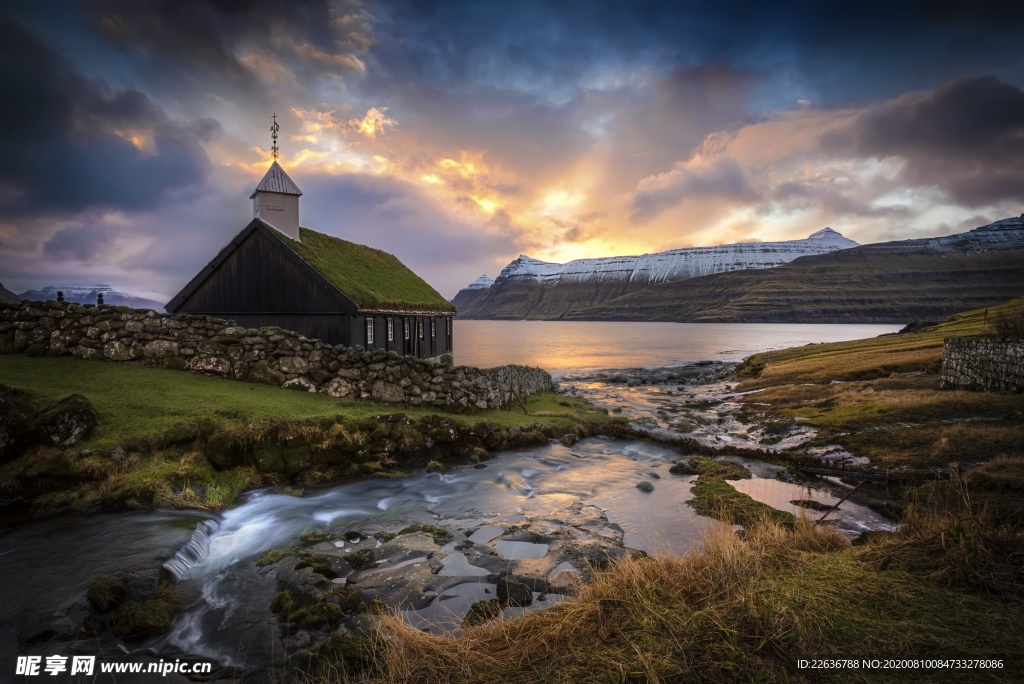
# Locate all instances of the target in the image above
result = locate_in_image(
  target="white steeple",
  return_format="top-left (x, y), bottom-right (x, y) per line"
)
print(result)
top-left (250, 114), bottom-right (303, 240)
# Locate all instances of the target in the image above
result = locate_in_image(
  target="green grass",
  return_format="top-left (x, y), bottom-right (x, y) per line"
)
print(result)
top-left (282, 228), bottom-right (455, 312)
top-left (0, 355), bottom-right (611, 451)
top-left (0, 355), bottom-right (614, 512)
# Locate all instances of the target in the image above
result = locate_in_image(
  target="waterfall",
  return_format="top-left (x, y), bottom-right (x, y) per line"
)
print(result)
top-left (163, 520), bottom-right (219, 579)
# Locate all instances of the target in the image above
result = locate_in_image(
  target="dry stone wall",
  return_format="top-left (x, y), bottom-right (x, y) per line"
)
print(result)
top-left (941, 337), bottom-right (1024, 392)
top-left (0, 301), bottom-right (553, 410)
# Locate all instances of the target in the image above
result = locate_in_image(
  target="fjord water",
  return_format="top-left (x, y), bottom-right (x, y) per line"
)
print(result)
top-left (453, 320), bottom-right (903, 372)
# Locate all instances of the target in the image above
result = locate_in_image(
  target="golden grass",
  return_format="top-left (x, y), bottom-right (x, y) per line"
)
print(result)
top-left (346, 506), bottom-right (1024, 683)
top-left (735, 297), bottom-right (1024, 469)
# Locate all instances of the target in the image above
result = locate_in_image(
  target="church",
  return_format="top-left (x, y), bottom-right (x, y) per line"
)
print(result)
top-left (166, 121), bottom-right (455, 359)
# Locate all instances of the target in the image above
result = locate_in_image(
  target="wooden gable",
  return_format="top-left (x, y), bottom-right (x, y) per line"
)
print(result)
top-left (167, 219), bottom-right (359, 315)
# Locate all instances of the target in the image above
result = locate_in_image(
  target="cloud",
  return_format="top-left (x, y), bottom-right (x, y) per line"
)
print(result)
top-left (348, 106), bottom-right (397, 139)
top-left (87, 0), bottom-right (374, 95)
top-left (0, 18), bottom-right (218, 217)
top-left (297, 172), bottom-right (516, 296)
top-left (43, 219), bottom-right (121, 263)
top-left (630, 134), bottom-right (758, 221)
top-left (822, 76), bottom-right (1024, 206)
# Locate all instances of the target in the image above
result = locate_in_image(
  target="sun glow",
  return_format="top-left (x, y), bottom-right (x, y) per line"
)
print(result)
top-left (112, 129), bottom-right (156, 154)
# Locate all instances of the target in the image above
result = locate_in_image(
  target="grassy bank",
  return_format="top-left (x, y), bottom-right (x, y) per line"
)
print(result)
top-left (355, 506), bottom-right (1023, 683)
top-left (734, 297), bottom-right (1024, 469)
top-left (0, 355), bottom-right (614, 512)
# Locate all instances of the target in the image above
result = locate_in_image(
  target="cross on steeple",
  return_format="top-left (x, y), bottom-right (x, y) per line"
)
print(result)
top-left (271, 113), bottom-right (280, 161)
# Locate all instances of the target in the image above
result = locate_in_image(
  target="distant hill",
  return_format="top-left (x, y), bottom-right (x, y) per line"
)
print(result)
top-left (451, 274), bottom-right (493, 314)
top-left (17, 285), bottom-right (166, 311)
top-left (0, 283), bottom-right (20, 304)
top-left (562, 217), bottom-right (1024, 323)
top-left (455, 228), bottom-right (858, 319)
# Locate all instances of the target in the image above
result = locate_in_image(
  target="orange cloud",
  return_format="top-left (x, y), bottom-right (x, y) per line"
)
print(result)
top-left (348, 107), bottom-right (397, 139)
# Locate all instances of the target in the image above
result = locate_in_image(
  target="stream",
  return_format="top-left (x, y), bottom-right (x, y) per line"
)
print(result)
top-left (0, 365), bottom-right (896, 677)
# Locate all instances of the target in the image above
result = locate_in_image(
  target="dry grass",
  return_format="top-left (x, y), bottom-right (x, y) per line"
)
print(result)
top-left (735, 297), bottom-right (1024, 468)
top-left (345, 510), bottom-right (1024, 683)
top-left (367, 519), bottom-right (853, 683)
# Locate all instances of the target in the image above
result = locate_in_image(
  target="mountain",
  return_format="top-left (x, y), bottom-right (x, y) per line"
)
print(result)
top-left (17, 285), bottom-right (166, 311)
top-left (455, 228), bottom-right (858, 319)
top-left (562, 216), bottom-right (1024, 323)
top-left (0, 283), bottom-right (20, 304)
top-left (451, 274), bottom-right (494, 314)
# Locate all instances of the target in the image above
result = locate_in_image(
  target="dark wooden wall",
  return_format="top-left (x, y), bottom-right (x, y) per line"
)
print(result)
top-left (176, 228), bottom-right (355, 315)
top-left (360, 315), bottom-right (454, 357)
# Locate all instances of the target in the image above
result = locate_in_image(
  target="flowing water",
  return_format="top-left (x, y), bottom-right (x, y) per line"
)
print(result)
top-left (0, 323), bottom-right (901, 671)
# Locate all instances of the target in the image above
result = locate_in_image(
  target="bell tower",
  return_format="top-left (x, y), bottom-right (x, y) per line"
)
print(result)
top-left (250, 113), bottom-right (303, 241)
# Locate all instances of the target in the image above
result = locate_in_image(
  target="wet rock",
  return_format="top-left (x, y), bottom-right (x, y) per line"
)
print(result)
top-left (462, 599), bottom-right (501, 627)
top-left (35, 394), bottom-right (98, 447)
top-left (669, 459), bottom-right (700, 475)
top-left (559, 433), bottom-right (578, 447)
top-left (635, 481), bottom-right (654, 492)
top-left (496, 572), bottom-right (533, 607)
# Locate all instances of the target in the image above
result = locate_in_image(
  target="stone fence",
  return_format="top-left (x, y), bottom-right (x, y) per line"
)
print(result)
top-left (941, 337), bottom-right (1024, 392)
top-left (0, 301), bottom-right (553, 410)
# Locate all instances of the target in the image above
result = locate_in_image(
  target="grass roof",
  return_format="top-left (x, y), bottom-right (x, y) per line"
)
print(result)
top-left (280, 228), bottom-right (455, 313)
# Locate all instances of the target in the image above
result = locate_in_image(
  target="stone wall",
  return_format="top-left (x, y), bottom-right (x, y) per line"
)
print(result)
top-left (0, 301), bottom-right (553, 410)
top-left (941, 337), bottom-right (1024, 392)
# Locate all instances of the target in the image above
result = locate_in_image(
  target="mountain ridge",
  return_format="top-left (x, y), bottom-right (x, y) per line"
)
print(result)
top-left (455, 228), bottom-right (858, 319)
top-left (563, 217), bottom-right (1024, 323)
top-left (17, 285), bottom-right (166, 311)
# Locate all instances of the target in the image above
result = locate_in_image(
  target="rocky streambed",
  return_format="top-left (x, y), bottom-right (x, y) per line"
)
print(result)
top-left (1, 361), bottom-right (896, 681)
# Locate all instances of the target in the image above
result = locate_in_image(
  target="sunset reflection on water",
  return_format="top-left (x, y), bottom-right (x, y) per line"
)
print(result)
top-left (452, 320), bottom-right (902, 373)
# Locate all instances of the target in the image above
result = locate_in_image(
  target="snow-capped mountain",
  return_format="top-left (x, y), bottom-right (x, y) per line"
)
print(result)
top-left (562, 215), bottom-right (1024, 323)
top-left (17, 285), bottom-right (166, 311)
top-left (464, 275), bottom-right (495, 290)
top-left (451, 274), bottom-right (496, 313)
top-left (494, 228), bottom-right (857, 286)
top-left (454, 228), bottom-right (858, 319)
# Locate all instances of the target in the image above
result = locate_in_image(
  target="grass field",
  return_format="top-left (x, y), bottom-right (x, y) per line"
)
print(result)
top-left (735, 297), bottom-right (1024, 468)
top-left (0, 355), bottom-right (609, 451)
top-left (0, 355), bottom-right (612, 511)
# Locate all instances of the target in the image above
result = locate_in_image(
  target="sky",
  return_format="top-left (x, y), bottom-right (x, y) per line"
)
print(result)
top-left (2, 0), bottom-right (1024, 302)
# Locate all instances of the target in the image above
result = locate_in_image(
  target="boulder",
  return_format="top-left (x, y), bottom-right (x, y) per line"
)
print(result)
top-left (370, 380), bottom-right (404, 403)
top-left (322, 377), bottom-right (357, 398)
top-left (189, 356), bottom-right (231, 375)
top-left (248, 360), bottom-right (286, 386)
top-left (496, 572), bottom-right (533, 607)
top-left (143, 340), bottom-right (178, 359)
top-left (278, 356), bottom-right (310, 375)
top-left (35, 394), bottom-right (98, 447)
top-left (283, 377), bottom-right (318, 393)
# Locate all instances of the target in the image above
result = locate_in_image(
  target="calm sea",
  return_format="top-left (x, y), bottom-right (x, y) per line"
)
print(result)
top-left (452, 320), bottom-right (902, 373)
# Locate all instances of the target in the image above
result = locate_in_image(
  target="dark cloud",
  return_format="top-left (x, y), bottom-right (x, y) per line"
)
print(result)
top-left (43, 219), bottom-right (121, 263)
top-left (86, 0), bottom-right (372, 96)
top-left (366, 0), bottom-right (1024, 107)
top-left (630, 155), bottom-right (756, 221)
top-left (0, 18), bottom-right (218, 216)
top-left (823, 76), bottom-right (1024, 206)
